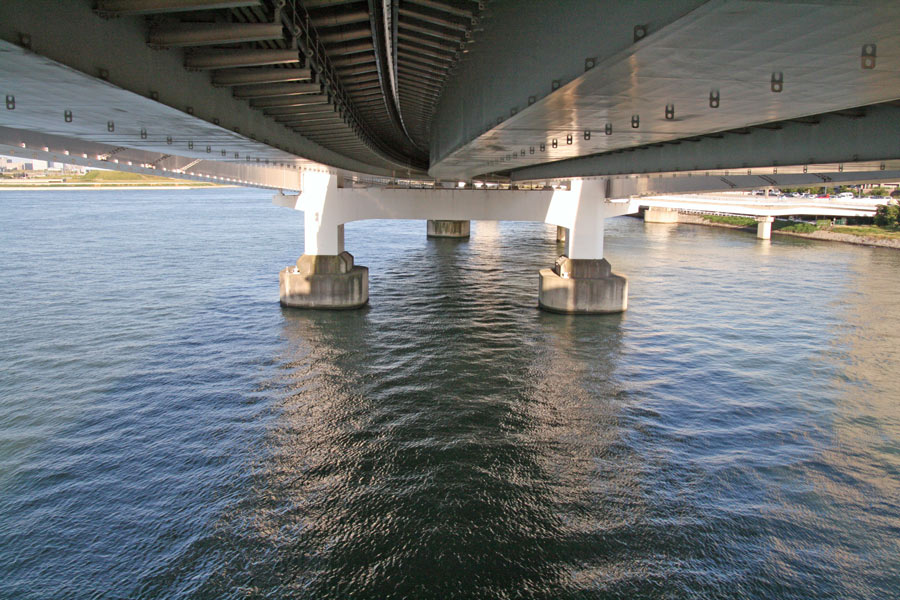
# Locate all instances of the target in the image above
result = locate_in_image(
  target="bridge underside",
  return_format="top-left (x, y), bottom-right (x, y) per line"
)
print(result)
top-left (2, 1), bottom-right (899, 185)
top-left (4, 34), bottom-right (900, 196)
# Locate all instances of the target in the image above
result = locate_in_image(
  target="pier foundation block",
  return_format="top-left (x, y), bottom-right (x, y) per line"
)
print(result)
top-left (279, 252), bottom-right (368, 309)
top-left (644, 207), bottom-right (680, 223)
top-left (538, 257), bottom-right (628, 314)
top-left (427, 219), bottom-right (470, 238)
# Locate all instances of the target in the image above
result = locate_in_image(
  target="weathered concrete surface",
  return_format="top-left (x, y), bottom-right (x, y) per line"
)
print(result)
top-left (279, 251), bottom-right (368, 309)
top-left (644, 207), bottom-right (680, 223)
top-left (538, 257), bottom-right (628, 314)
top-left (556, 225), bottom-right (567, 243)
top-left (427, 219), bottom-right (470, 238)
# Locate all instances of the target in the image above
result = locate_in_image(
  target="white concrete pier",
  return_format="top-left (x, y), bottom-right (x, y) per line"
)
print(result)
top-left (274, 174), bottom-right (629, 312)
top-left (757, 216), bottom-right (774, 240)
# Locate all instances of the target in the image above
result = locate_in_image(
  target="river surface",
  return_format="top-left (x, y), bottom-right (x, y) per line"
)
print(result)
top-left (1, 189), bottom-right (899, 599)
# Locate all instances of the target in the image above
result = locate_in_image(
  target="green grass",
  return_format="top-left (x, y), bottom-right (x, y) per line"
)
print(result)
top-left (77, 170), bottom-right (181, 182)
top-left (774, 220), bottom-right (819, 233)
top-left (699, 213), bottom-right (900, 241)
top-left (831, 225), bottom-right (900, 240)
top-left (701, 215), bottom-right (757, 227)
top-left (0, 169), bottom-right (221, 187)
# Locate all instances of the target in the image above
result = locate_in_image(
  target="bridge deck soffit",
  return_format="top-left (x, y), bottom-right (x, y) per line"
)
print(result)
top-left (430, 0), bottom-right (900, 180)
top-left (0, 0), bottom-right (413, 175)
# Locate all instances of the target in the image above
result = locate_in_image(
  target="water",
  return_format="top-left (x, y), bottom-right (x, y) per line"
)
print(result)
top-left (1, 189), bottom-right (898, 599)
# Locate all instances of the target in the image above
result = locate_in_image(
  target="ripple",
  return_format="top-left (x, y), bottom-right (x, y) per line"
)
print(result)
top-left (0, 194), bottom-right (899, 598)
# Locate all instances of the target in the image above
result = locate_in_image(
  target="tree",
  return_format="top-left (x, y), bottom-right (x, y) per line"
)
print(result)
top-left (874, 204), bottom-right (900, 227)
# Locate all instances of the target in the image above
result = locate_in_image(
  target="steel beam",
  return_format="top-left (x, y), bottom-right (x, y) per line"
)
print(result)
top-left (249, 95), bottom-right (329, 108)
top-left (398, 31), bottom-right (459, 52)
top-left (340, 64), bottom-right (379, 77)
top-left (283, 120), bottom-right (346, 129)
top-left (326, 41), bottom-right (374, 56)
top-left (319, 27), bottom-right (372, 45)
top-left (95, 0), bottom-right (260, 14)
top-left (303, 0), bottom-right (360, 7)
top-left (297, 123), bottom-right (351, 131)
top-left (232, 82), bottom-right (322, 98)
top-left (148, 22), bottom-right (285, 48)
top-left (273, 111), bottom-right (342, 121)
top-left (275, 119), bottom-right (344, 129)
top-left (399, 7), bottom-right (468, 32)
top-left (275, 115), bottom-right (347, 127)
top-left (399, 20), bottom-right (459, 42)
top-left (184, 48), bottom-right (300, 70)
top-left (398, 76), bottom-right (441, 92)
top-left (331, 54), bottom-right (377, 68)
top-left (303, 129), bottom-right (357, 137)
top-left (398, 49), bottom-right (452, 67)
top-left (212, 67), bottom-right (312, 86)
top-left (406, 0), bottom-right (473, 20)
top-left (310, 10), bottom-right (370, 28)
top-left (266, 104), bottom-right (337, 116)
top-left (398, 64), bottom-right (443, 82)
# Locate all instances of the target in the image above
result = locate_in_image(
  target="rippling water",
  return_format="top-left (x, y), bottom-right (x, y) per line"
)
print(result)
top-left (1, 189), bottom-right (899, 599)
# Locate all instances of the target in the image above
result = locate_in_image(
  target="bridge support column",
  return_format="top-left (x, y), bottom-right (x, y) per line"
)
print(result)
top-left (278, 174), bottom-right (368, 309)
top-left (539, 180), bottom-right (628, 314)
top-left (427, 219), bottom-right (470, 238)
top-left (757, 216), bottom-right (774, 240)
top-left (644, 207), bottom-right (680, 223)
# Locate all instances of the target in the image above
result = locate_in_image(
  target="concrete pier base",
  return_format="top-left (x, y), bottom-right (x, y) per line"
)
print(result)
top-left (644, 207), bottom-right (680, 223)
top-left (427, 219), bottom-right (470, 238)
top-left (757, 216), bottom-right (774, 239)
top-left (279, 252), bottom-right (368, 309)
top-left (538, 257), bottom-right (628, 314)
top-left (556, 226), bottom-right (567, 243)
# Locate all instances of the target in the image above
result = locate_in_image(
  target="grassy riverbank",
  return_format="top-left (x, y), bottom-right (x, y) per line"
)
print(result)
top-left (690, 214), bottom-right (900, 248)
top-left (699, 215), bottom-right (757, 227)
top-left (830, 225), bottom-right (900, 240)
top-left (0, 170), bottom-right (220, 188)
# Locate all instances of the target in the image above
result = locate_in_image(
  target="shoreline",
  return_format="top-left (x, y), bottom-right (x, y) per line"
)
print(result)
top-left (675, 212), bottom-right (900, 250)
top-left (0, 184), bottom-right (228, 191)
